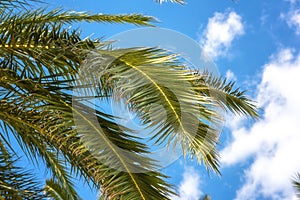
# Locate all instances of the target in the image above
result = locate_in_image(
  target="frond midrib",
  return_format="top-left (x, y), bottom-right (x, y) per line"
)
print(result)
top-left (68, 102), bottom-right (147, 200)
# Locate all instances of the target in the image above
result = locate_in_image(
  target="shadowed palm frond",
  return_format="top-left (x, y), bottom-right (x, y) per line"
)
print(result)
top-left (0, 9), bottom-right (175, 197)
top-left (0, 67), bottom-right (175, 199)
top-left (44, 179), bottom-right (76, 200)
top-left (0, 140), bottom-right (44, 200)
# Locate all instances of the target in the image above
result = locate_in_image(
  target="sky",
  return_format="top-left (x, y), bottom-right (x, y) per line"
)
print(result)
top-left (44, 0), bottom-right (300, 199)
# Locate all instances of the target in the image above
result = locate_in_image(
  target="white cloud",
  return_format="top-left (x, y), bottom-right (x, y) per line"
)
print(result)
top-left (170, 167), bottom-right (202, 200)
top-left (221, 48), bottom-right (300, 200)
top-left (287, 10), bottom-right (300, 34)
top-left (282, 0), bottom-right (300, 35)
top-left (200, 10), bottom-right (244, 59)
top-left (225, 69), bottom-right (237, 81)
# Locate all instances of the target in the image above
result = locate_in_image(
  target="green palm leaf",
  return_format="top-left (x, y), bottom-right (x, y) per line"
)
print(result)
top-left (193, 72), bottom-right (259, 118)
top-left (0, 0), bottom-right (259, 199)
top-left (0, 8), bottom-right (155, 27)
top-left (81, 47), bottom-right (258, 174)
top-left (44, 179), bottom-right (75, 200)
top-left (0, 140), bottom-right (44, 199)
top-left (80, 48), bottom-right (222, 173)
top-left (0, 67), bottom-right (174, 199)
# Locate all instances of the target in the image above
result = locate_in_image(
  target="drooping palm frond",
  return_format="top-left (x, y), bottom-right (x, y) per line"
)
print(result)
top-left (0, 140), bottom-right (44, 199)
top-left (193, 72), bottom-right (259, 118)
top-left (0, 66), bottom-right (175, 199)
top-left (0, 8), bottom-right (176, 197)
top-left (292, 173), bottom-right (300, 198)
top-left (0, 0), bottom-right (259, 199)
top-left (79, 48), bottom-right (222, 174)
top-left (0, 103), bottom-right (80, 200)
top-left (44, 179), bottom-right (74, 200)
top-left (80, 47), bottom-right (259, 175)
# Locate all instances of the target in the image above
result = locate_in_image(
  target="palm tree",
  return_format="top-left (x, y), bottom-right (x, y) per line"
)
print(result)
top-left (0, 0), bottom-right (258, 199)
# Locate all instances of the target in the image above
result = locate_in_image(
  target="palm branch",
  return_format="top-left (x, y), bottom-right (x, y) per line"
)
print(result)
top-left (0, 139), bottom-right (45, 199)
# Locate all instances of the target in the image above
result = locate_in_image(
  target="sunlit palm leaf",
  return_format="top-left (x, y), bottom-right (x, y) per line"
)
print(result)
top-left (0, 8), bottom-right (155, 27)
top-left (81, 48), bottom-right (223, 173)
top-left (193, 72), bottom-right (259, 118)
top-left (81, 48), bottom-right (259, 175)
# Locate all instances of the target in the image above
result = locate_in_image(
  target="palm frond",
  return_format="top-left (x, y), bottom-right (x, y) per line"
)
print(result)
top-left (0, 71), bottom-right (81, 200)
top-left (292, 173), bottom-right (300, 198)
top-left (0, 0), bottom-right (37, 10)
top-left (193, 72), bottom-right (259, 118)
top-left (0, 140), bottom-right (44, 200)
top-left (44, 179), bottom-right (73, 200)
top-left (0, 67), bottom-right (174, 199)
top-left (80, 48), bottom-right (223, 173)
top-left (0, 8), bottom-right (155, 27)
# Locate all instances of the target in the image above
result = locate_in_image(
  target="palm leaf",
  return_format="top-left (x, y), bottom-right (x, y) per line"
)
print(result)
top-left (0, 8), bottom-right (155, 27)
top-left (193, 72), bottom-right (259, 118)
top-left (293, 173), bottom-right (300, 198)
top-left (0, 140), bottom-right (44, 200)
top-left (0, 67), bottom-right (175, 199)
top-left (79, 48), bottom-right (224, 173)
top-left (44, 179), bottom-right (73, 200)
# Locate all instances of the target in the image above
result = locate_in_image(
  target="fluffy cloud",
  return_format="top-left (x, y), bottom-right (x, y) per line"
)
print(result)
top-left (282, 0), bottom-right (300, 35)
top-left (225, 69), bottom-right (237, 81)
top-left (221, 49), bottom-right (300, 200)
top-left (171, 167), bottom-right (202, 200)
top-left (287, 10), bottom-right (300, 34)
top-left (200, 10), bottom-right (244, 59)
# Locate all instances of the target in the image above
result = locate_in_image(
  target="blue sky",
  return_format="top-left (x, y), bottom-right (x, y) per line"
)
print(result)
top-left (45, 0), bottom-right (300, 199)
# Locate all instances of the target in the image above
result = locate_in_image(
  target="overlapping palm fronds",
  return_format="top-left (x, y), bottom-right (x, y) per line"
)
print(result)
top-left (82, 48), bottom-right (258, 174)
top-left (0, 0), bottom-right (258, 199)
top-left (0, 140), bottom-right (45, 199)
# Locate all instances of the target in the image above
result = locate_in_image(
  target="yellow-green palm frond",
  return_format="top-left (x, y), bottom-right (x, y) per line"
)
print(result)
top-left (192, 72), bottom-right (259, 118)
top-left (81, 48), bottom-right (222, 173)
top-left (0, 8), bottom-right (156, 27)
top-left (44, 178), bottom-right (78, 200)
top-left (81, 48), bottom-right (258, 175)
